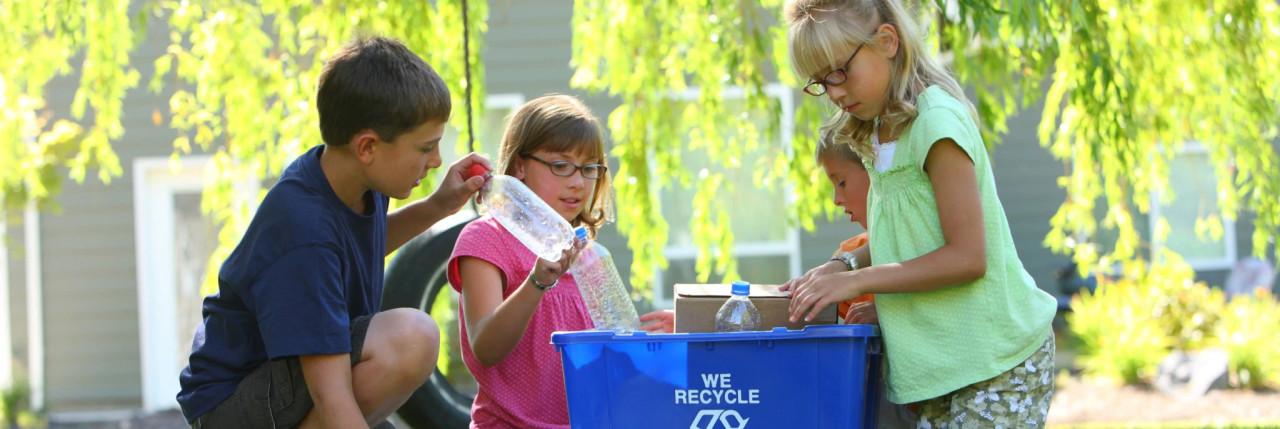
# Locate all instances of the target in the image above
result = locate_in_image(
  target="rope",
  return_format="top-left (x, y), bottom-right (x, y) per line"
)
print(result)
top-left (462, 0), bottom-right (478, 213)
top-left (461, 0), bottom-right (474, 154)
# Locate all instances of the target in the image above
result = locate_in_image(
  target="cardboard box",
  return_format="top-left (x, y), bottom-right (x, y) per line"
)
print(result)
top-left (673, 283), bottom-right (838, 333)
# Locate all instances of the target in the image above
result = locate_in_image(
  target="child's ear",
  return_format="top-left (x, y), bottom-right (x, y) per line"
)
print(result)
top-left (876, 23), bottom-right (899, 59)
top-left (512, 157), bottom-right (527, 180)
top-left (351, 129), bottom-right (380, 163)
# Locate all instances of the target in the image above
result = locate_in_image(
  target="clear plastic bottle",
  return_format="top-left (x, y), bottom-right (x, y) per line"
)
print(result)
top-left (570, 227), bottom-right (641, 332)
top-left (715, 281), bottom-right (761, 332)
top-left (469, 168), bottom-right (575, 262)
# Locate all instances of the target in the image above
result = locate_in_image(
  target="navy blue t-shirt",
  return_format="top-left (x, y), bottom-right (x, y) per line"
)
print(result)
top-left (176, 145), bottom-right (387, 422)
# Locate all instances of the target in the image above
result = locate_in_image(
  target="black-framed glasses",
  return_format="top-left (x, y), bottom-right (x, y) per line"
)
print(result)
top-left (521, 153), bottom-right (607, 179)
top-left (803, 43), bottom-right (866, 96)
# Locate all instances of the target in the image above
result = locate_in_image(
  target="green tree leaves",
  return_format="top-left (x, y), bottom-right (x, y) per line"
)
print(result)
top-left (4, 0), bottom-right (487, 295)
top-left (572, 0), bottom-right (828, 294)
top-left (574, 0), bottom-right (1280, 290)
top-left (147, 0), bottom-right (489, 294)
top-left (2, 0), bottom-right (138, 212)
top-left (5, 0), bottom-right (1278, 300)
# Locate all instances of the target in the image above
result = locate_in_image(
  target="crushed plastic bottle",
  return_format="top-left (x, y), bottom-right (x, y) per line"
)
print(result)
top-left (570, 227), bottom-right (640, 332)
top-left (467, 167), bottom-right (575, 262)
top-left (715, 281), bottom-right (761, 332)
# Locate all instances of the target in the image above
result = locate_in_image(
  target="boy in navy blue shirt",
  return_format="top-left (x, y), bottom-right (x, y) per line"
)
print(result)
top-left (177, 36), bottom-right (490, 428)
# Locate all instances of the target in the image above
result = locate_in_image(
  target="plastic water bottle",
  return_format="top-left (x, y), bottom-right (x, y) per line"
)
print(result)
top-left (468, 166), bottom-right (575, 262)
top-left (570, 227), bottom-right (641, 332)
top-left (715, 281), bottom-right (761, 332)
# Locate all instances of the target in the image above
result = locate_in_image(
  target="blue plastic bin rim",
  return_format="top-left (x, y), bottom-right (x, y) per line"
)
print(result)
top-left (551, 324), bottom-right (878, 345)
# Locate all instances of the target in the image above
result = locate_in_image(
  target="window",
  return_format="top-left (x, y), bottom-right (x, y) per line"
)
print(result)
top-left (1151, 143), bottom-right (1235, 270)
top-left (652, 85), bottom-right (801, 307)
top-left (1088, 143), bottom-right (1235, 272)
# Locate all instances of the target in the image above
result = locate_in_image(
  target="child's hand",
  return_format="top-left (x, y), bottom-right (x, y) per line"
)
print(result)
top-left (638, 310), bottom-right (675, 333)
top-left (788, 272), bottom-right (861, 323)
top-left (780, 260), bottom-right (846, 293)
top-left (432, 153), bottom-right (492, 214)
top-left (530, 239), bottom-right (584, 289)
top-left (843, 300), bottom-right (878, 325)
top-left (465, 163), bottom-right (492, 204)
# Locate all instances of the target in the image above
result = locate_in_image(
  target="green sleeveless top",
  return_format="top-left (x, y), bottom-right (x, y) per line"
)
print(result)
top-left (866, 86), bottom-right (1055, 404)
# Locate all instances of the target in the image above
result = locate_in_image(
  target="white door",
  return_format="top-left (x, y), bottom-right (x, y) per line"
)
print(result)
top-left (133, 157), bottom-right (221, 412)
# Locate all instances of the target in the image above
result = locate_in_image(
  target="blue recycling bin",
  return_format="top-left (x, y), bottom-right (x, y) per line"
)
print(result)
top-left (551, 325), bottom-right (882, 429)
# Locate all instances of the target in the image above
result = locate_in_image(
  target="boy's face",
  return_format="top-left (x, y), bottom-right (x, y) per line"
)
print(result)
top-left (512, 149), bottom-right (596, 222)
top-left (370, 120), bottom-right (446, 199)
top-left (821, 156), bottom-right (870, 229)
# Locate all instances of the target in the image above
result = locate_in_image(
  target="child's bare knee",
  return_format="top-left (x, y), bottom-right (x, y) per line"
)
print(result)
top-left (393, 310), bottom-right (438, 381)
top-left (383, 309), bottom-right (440, 361)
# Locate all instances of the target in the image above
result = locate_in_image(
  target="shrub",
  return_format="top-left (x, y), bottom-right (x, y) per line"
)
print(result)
top-left (1216, 289), bottom-right (1280, 389)
top-left (1067, 258), bottom-right (1174, 384)
top-left (0, 380), bottom-right (44, 429)
top-left (1146, 254), bottom-right (1226, 351)
top-left (1068, 251), bottom-right (1280, 390)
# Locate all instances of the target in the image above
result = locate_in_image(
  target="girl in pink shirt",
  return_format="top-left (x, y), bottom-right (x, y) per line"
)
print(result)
top-left (447, 94), bottom-right (613, 428)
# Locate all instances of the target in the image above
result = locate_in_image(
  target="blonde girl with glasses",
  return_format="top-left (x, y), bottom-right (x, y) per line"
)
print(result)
top-left (781, 1), bottom-right (1058, 427)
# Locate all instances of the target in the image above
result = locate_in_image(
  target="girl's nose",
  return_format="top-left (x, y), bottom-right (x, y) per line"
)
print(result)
top-left (833, 193), bottom-right (845, 208)
top-left (567, 170), bottom-right (586, 188)
top-left (826, 86), bottom-right (846, 105)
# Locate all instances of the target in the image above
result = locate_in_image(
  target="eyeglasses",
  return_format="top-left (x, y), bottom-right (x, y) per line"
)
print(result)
top-left (803, 43), bottom-right (866, 96)
top-left (521, 153), bottom-right (608, 179)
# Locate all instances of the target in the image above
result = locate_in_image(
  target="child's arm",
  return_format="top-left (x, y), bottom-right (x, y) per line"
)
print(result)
top-left (790, 139), bottom-right (987, 322)
top-left (386, 153), bottom-right (491, 254)
top-left (298, 353), bottom-right (369, 428)
top-left (780, 260), bottom-right (847, 293)
top-left (843, 300), bottom-right (878, 325)
top-left (638, 309), bottom-right (675, 333)
top-left (781, 238), bottom-right (873, 292)
top-left (457, 246), bottom-right (579, 367)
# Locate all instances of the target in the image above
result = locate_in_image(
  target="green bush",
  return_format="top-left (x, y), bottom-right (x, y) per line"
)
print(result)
top-left (1146, 256), bottom-right (1226, 351)
top-left (1067, 258), bottom-right (1174, 384)
top-left (0, 380), bottom-right (44, 429)
top-left (1216, 289), bottom-right (1280, 389)
top-left (1068, 252), bottom-right (1280, 390)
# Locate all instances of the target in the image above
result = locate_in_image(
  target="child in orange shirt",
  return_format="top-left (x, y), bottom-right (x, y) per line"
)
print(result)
top-left (785, 116), bottom-right (875, 325)
top-left (786, 115), bottom-right (917, 427)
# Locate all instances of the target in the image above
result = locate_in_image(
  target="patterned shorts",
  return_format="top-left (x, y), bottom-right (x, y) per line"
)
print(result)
top-left (915, 333), bottom-right (1056, 429)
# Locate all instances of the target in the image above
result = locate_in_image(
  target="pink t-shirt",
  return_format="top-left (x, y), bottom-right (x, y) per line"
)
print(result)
top-left (447, 216), bottom-right (594, 428)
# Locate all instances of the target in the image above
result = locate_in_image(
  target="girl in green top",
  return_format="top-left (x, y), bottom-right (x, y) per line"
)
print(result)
top-left (781, 0), bottom-right (1059, 427)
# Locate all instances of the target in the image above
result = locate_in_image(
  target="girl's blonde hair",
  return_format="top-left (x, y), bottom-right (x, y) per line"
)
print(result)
top-left (785, 0), bottom-right (977, 160)
top-left (497, 94), bottom-right (615, 238)
top-left (815, 113), bottom-right (863, 165)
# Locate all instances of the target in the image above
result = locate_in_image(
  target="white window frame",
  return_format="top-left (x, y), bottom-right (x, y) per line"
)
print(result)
top-left (651, 83), bottom-right (801, 308)
top-left (1149, 142), bottom-right (1236, 271)
top-left (133, 156), bottom-right (258, 412)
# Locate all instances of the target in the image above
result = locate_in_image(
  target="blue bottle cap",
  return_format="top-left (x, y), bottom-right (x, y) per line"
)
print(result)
top-left (730, 280), bottom-right (750, 296)
top-left (574, 226), bottom-right (588, 240)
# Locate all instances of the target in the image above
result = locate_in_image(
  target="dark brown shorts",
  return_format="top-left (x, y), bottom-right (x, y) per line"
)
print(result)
top-left (190, 314), bottom-right (373, 429)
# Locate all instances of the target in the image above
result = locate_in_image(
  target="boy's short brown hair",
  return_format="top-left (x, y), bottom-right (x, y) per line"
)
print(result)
top-left (317, 35), bottom-right (451, 146)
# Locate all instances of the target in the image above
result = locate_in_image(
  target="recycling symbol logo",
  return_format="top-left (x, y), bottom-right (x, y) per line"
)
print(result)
top-left (689, 409), bottom-right (749, 429)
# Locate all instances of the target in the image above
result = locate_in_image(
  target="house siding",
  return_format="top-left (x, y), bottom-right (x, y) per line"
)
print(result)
top-left (33, 5), bottom-right (178, 408)
top-left (4, 218), bottom-right (29, 380)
